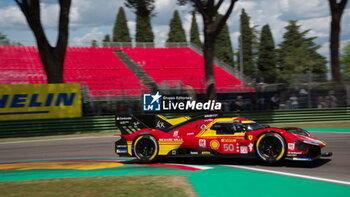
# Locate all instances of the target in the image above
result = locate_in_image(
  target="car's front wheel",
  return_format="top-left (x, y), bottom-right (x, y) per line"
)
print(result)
top-left (133, 135), bottom-right (159, 162)
top-left (255, 132), bottom-right (286, 163)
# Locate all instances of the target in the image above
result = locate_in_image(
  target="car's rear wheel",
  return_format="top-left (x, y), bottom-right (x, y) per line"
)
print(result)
top-left (256, 132), bottom-right (286, 163)
top-left (133, 135), bottom-right (158, 162)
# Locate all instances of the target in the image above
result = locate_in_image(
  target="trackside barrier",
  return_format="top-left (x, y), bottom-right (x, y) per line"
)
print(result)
top-left (0, 116), bottom-right (115, 138)
top-left (0, 108), bottom-right (349, 138)
top-left (227, 107), bottom-right (350, 124)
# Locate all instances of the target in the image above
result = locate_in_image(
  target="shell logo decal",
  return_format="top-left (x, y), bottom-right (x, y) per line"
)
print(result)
top-left (210, 140), bottom-right (220, 150)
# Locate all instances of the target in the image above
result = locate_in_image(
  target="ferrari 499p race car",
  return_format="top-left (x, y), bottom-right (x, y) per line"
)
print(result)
top-left (114, 114), bottom-right (332, 163)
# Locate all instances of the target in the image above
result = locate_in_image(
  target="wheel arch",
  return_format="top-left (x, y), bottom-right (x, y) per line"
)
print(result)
top-left (254, 131), bottom-right (287, 163)
top-left (255, 130), bottom-right (287, 146)
top-left (131, 133), bottom-right (159, 158)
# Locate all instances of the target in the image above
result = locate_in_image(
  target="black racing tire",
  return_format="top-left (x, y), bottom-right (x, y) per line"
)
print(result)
top-left (133, 135), bottom-right (159, 162)
top-left (255, 132), bottom-right (286, 164)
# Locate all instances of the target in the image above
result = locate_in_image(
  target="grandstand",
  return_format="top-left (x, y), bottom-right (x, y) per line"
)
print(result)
top-left (0, 44), bottom-right (253, 99)
top-left (120, 47), bottom-right (250, 93)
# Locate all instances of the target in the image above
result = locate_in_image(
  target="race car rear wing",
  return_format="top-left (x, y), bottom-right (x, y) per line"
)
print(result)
top-left (115, 114), bottom-right (187, 135)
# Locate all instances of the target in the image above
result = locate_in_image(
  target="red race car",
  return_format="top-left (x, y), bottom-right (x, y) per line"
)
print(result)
top-left (114, 114), bottom-right (332, 163)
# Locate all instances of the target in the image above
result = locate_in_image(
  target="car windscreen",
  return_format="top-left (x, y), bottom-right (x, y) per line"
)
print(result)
top-left (245, 123), bottom-right (265, 131)
top-left (283, 128), bottom-right (309, 136)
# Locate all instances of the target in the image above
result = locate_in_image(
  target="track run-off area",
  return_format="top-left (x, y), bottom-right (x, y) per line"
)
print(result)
top-left (0, 130), bottom-right (350, 197)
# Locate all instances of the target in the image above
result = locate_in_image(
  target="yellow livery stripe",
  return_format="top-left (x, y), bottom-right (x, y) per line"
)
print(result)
top-left (127, 141), bottom-right (132, 155)
top-left (157, 115), bottom-right (191, 125)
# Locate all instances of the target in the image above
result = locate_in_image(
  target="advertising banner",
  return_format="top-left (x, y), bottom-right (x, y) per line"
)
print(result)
top-left (0, 84), bottom-right (82, 120)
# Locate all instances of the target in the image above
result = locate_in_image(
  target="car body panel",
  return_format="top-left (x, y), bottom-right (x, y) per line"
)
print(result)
top-left (114, 114), bottom-right (330, 162)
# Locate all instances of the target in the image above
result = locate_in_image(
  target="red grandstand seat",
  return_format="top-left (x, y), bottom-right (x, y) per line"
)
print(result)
top-left (0, 45), bottom-right (147, 97)
top-left (0, 45), bottom-right (252, 97)
top-left (117, 47), bottom-right (251, 93)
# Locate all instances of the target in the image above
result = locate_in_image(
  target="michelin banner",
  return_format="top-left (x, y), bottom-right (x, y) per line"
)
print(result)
top-left (0, 84), bottom-right (82, 120)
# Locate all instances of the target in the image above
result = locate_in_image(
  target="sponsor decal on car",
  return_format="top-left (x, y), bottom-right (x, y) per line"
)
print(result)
top-left (288, 143), bottom-right (295, 150)
top-left (116, 149), bottom-right (128, 153)
top-left (288, 151), bottom-right (303, 155)
top-left (248, 143), bottom-right (254, 151)
top-left (156, 120), bottom-right (165, 128)
top-left (240, 146), bottom-right (248, 154)
top-left (210, 140), bottom-right (220, 150)
top-left (248, 135), bottom-right (253, 141)
top-left (199, 139), bottom-right (206, 148)
top-left (221, 139), bottom-right (236, 142)
top-left (159, 138), bottom-right (183, 141)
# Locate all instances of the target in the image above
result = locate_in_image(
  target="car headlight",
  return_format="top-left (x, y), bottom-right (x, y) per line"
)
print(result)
top-left (302, 140), bottom-right (319, 146)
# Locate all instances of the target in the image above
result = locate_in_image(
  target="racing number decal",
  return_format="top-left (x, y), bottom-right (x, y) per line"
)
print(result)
top-left (223, 144), bottom-right (235, 151)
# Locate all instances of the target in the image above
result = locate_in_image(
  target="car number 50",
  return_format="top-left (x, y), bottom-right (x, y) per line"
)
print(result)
top-left (224, 144), bottom-right (234, 151)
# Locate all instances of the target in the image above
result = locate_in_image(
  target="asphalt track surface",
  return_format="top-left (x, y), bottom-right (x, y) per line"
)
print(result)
top-left (0, 132), bottom-right (349, 182)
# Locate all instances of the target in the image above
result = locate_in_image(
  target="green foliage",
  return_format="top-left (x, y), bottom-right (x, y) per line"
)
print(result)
top-left (0, 32), bottom-right (21, 46)
top-left (214, 14), bottom-right (234, 66)
top-left (125, 0), bottom-right (155, 16)
top-left (341, 42), bottom-right (350, 80)
top-left (135, 14), bottom-right (154, 43)
top-left (257, 24), bottom-right (277, 83)
top-left (113, 7), bottom-right (131, 42)
top-left (239, 9), bottom-right (256, 77)
top-left (125, 0), bottom-right (154, 43)
top-left (278, 20), bottom-right (327, 83)
top-left (103, 34), bottom-right (110, 42)
top-left (190, 12), bottom-right (202, 48)
top-left (102, 34), bottom-right (111, 47)
top-left (167, 10), bottom-right (187, 43)
top-left (176, 0), bottom-right (238, 100)
top-left (0, 32), bottom-right (10, 45)
top-left (91, 40), bottom-right (98, 47)
top-left (251, 25), bottom-right (260, 72)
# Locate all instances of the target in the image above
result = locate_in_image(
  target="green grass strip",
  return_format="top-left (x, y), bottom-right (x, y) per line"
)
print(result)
top-left (0, 165), bottom-right (192, 182)
top-left (189, 166), bottom-right (350, 197)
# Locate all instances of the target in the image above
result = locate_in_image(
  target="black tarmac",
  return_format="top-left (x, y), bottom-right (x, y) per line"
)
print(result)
top-left (0, 132), bottom-right (349, 182)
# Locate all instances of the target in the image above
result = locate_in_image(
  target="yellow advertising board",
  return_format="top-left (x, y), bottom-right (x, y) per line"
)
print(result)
top-left (0, 84), bottom-right (82, 120)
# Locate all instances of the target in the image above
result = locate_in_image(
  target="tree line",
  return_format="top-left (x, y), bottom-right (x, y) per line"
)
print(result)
top-left (107, 6), bottom-right (328, 84)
